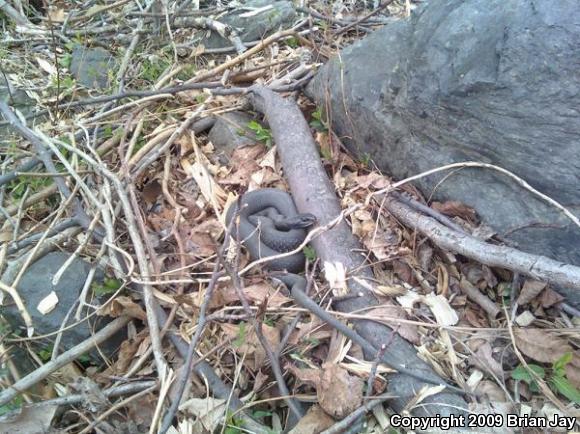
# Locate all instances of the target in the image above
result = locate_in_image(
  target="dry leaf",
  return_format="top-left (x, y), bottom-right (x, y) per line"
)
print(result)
top-left (125, 392), bottom-right (156, 429)
top-left (181, 159), bottom-right (227, 205)
top-left (513, 329), bottom-right (574, 364)
top-left (35, 57), bottom-right (56, 75)
top-left (475, 380), bottom-right (508, 402)
top-left (47, 7), bottom-right (66, 22)
top-left (287, 365), bottom-right (320, 385)
top-left (259, 145), bottom-right (277, 170)
top-left (375, 283), bottom-right (407, 297)
top-left (515, 311), bottom-right (535, 327)
top-left (104, 296), bottom-right (147, 320)
top-left (221, 323), bottom-right (280, 368)
top-left (392, 259), bottom-right (414, 285)
top-left (318, 363), bottom-right (364, 419)
top-left (517, 280), bottom-right (547, 305)
top-left (366, 306), bottom-right (419, 345)
top-left (179, 397), bottom-right (226, 432)
top-left (353, 172), bottom-right (390, 189)
top-left (323, 261), bottom-right (347, 295)
top-left (288, 405), bottom-right (335, 434)
top-left (432, 200), bottom-right (477, 221)
top-left (219, 283), bottom-right (291, 307)
top-left (539, 287), bottom-right (564, 308)
top-left (288, 319), bottom-right (332, 346)
top-left (141, 179), bottom-right (162, 204)
top-left (471, 342), bottom-right (504, 380)
top-left (108, 338), bottom-right (142, 375)
top-left (422, 293), bottom-right (459, 326)
top-left (565, 357), bottom-right (580, 389)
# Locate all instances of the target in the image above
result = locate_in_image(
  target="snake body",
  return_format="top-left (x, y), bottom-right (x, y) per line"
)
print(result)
top-left (225, 188), bottom-right (316, 274)
top-left (225, 189), bottom-right (463, 393)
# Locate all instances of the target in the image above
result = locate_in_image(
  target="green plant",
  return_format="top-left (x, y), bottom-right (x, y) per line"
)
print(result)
top-left (131, 136), bottom-right (147, 156)
top-left (58, 52), bottom-right (72, 69)
top-left (512, 353), bottom-right (580, 403)
top-left (285, 36), bottom-right (300, 48)
top-left (92, 277), bottom-right (123, 297)
top-left (176, 64), bottom-right (197, 81)
top-left (303, 245), bottom-right (316, 261)
top-left (50, 73), bottom-right (76, 96)
top-left (37, 345), bottom-right (54, 362)
top-left (360, 152), bottom-right (372, 166)
top-left (139, 55), bottom-right (170, 83)
top-left (247, 121), bottom-right (273, 148)
top-left (233, 322), bottom-right (247, 348)
top-left (102, 125), bottom-right (114, 140)
top-left (550, 353), bottom-right (580, 403)
top-left (224, 410), bottom-right (245, 434)
top-left (0, 395), bottom-right (22, 417)
top-left (8, 175), bottom-right (53, 200)
top-left (252, 410), bottom-right (272, 420)
top-left (309, 107), bottom-right (328, 132)
top-left (319, 146), bottom-right (332, 161)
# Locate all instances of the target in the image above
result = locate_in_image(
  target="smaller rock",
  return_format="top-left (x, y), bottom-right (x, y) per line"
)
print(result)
top-left (208, 111), bottom-right (258, 164)
top-left (0, 86), bottom-right (36, 144)
top-left (69, 45), bottom-right (117, 89)
top-left (200, 0), bottom-right (296, 49)
top-left (0, 252), bottom-right (125, 361)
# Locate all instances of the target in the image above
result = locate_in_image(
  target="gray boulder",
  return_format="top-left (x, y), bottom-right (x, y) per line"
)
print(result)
top-left (0, 252), bottom-right (124, 360)
top-left (307, 0), bottom-right (580, 289)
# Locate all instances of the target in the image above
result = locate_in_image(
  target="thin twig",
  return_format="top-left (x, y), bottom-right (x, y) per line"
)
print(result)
top-left (157, 250), bottom-right (227, 433)
top-left (226, 202), bottom-right (305, 422)
top-left (320, 393), bottom-right (396, 434)
top-left (333, 0), bottom-right (394, 36)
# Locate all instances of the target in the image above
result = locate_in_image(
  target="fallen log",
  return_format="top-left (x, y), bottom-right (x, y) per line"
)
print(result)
top-left (248, 86), bottom-right (468, 419)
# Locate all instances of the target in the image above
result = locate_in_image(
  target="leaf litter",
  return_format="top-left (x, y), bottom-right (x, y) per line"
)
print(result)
top-left (0, 0), bottom-right (578, 432)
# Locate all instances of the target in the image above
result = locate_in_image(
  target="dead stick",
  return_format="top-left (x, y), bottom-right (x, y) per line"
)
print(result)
top-left (382, 195), bottom-right (580, 290)
top-left (247, 85), bottom-right (469, 417)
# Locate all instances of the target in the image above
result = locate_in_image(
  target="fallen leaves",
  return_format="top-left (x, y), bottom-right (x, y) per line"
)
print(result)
top-left (289, 363), bottom-right (364, 419)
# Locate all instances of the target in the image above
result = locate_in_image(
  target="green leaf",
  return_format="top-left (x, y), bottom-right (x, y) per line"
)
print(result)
top-left (512, 364), bottom-right (545, 383)
top-left (309, 108), bottom-right (328, 132)
top-left (92, 277), bottom-right (122, 296)
top-left (550, 375), bottom-right (580, 403)
top-left (58, 53), bottom-right (72, 68)
top-left (0, 396), bottom-right (23, 417)
top-left (246, 121), bottom-right (273, 148)
top-left (303, 245), bottom-right (316, 261)
top-left (553, 352), bottom-right (573, 372)
top-left (285, 37), bottom-right (299, 48)
top-left (252, 410), bottom-right (272, 419)
top-left (233, 322), bottom-right (247, 348)
top-left (37, 345), bottom-right (53, 362)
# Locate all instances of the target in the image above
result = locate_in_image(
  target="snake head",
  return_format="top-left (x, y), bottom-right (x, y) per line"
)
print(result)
top-left (285, 213), bottom-right (317, 229)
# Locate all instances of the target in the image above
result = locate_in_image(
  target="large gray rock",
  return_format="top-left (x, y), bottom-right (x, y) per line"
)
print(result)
top-left (0, 252), bottom-right (124, 360)
top-left (307, 1), bottom-right (580, 285)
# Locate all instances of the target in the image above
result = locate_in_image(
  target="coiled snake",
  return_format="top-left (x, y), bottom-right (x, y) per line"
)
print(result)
top-left (226, 188), bottom-right (463, 393)
top-left (225, 188), bottom-right (316, 288)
